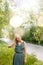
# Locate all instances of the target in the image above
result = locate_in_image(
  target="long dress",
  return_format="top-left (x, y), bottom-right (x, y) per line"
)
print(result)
top-left (13, 41), bottom-right (25, 65)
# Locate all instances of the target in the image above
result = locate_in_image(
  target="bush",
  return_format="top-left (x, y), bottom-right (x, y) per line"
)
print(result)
top-left (22, 26), bottom-right (43, 45)
top-left (26, 54), bottom-right (43, 65)
top-left (26, 54), bottom-right (37, 65)
top-left (0, 47), bottom-right (14, 65)
top-left (0, 41), bottom-right (14, 65)
top-left (33, 61), bottom-right (43, 65)
top-left (22, 26), bottom-right (36, 43)
top-left (33, 27), bottom-right (43, 44)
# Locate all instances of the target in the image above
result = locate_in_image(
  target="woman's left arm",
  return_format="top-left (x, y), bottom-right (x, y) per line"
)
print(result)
top-left (24, 42), bottom-right (27, 63)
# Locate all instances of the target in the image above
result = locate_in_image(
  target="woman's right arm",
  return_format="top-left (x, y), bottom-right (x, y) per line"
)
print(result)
top-left (8, 41), bottom-right (16, 48)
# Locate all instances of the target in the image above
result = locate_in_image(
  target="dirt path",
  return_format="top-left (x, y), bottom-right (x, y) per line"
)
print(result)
top-left (26, 43), bottom-right (43, 61)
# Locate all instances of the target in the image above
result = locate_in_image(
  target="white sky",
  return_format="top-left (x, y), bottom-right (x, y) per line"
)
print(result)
top-left (9, 0), bottom-right (39, 28)
top-left (15, 0), bottom-right (39, 10)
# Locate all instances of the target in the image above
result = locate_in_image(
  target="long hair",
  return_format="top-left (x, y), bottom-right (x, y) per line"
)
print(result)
top-left (14, 34), bottom-right (22, 43)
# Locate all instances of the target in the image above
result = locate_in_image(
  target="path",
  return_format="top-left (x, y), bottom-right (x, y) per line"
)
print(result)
top-left (26, 43), bottom-right (43, 61)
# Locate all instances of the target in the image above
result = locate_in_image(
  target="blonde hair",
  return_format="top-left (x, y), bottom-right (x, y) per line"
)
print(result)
top-left (15, 34), bottom-right (22, 43)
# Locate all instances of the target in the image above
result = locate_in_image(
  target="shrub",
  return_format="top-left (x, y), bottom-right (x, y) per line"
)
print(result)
top-left (0, 41), bottom-right (14, 65)
top-left (26, 54), bottom-right (37, 65)
top-left (22, 26), bottom-right (43, 45)
top-left (0, 47), bottom-right (14, 65)
top-left (33, 27), bottom-right (43, 44)
top-left (33, 61), bottom-right (43, 65)
top-left (26, 54), bottom-right (43, 65)
top-left (22, 26), bottom-right (36, 43)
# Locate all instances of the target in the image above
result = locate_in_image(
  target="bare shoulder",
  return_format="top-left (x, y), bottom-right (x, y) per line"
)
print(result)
top-left (22, 40), bottom-right (26, 46)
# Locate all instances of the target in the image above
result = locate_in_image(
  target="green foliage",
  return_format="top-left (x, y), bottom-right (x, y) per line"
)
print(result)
top-left (0, 41), bottom-right (7, 47)
top-left (33, 61), bottom-right (43, 65)
top-left (0, 0), bottom-right (11, 37)
top-left (33, 27), bottom-right (43, 44)
top-left (26, 54), bottom-right (37, 65)
top-left (26, 54), bottom-right (43, 65)
top-left (22, 26), bottom-right (36, 43)
top-left (0, 0), bottom-right (2, 3)
top-left (0, 41), bottom-right (14, 65)
top-left (22, 26), bottom-right (43, 45)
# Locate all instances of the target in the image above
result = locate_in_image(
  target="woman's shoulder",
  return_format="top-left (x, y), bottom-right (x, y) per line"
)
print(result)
top-left (22, 40), bottom-right (26, 45)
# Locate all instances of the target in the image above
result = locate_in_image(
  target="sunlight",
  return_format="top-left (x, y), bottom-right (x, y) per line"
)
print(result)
top-left (10, 16), bottom-right (24, 28)
top-left (9, 0), bottom-right (39, 28)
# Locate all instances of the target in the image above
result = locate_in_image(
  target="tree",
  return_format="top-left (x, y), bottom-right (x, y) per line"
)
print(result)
top-left (0, 0), bottom-right (11, 37)
top-left (39, 0), bottom-right (43, 12)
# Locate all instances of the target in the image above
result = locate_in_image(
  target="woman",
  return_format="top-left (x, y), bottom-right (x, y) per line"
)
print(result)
top-left (8, 34), bottom-right (27, 65)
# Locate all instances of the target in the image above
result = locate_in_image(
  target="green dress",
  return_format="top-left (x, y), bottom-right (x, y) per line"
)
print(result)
top-left (13, 41), bottom-right (25, 65)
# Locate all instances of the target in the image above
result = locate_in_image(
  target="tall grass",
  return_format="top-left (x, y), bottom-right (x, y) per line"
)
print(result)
top-left (0, 41), bottom-right (43, 65)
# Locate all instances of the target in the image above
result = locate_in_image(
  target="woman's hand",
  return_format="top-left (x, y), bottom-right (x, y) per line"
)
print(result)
top-left (24, 58), bottom-right (27, 64)
top-left (8, 42), bottom-right (15, 48)
top-left (8, 45), bottom-right (11, 48)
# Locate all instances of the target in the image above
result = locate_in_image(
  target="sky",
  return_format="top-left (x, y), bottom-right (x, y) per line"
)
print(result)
top-left (15, 0), bottom-right (39, 11)
top-left (8, 0), bottom-right (39, 28)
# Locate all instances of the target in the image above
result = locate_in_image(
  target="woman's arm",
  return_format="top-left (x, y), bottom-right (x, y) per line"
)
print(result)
top-left (24, 42), bottom-right (27, 63)
top-left (8, 41), bottom-right (16, 48)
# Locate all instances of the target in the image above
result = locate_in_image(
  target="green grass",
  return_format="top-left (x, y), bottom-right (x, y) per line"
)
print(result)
top-left (0, 41), bottom-right (14, 65)
top-left (0, 41), bottom-right (43, 65)
top-left (26, 54), bottom-right (43, 65)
